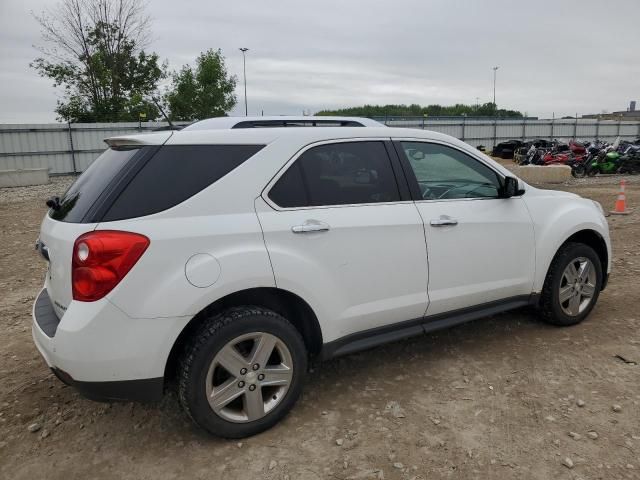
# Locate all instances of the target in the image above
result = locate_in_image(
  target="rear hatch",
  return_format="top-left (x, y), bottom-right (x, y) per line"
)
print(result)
top-left (38, 136), bottom-right (167, 315)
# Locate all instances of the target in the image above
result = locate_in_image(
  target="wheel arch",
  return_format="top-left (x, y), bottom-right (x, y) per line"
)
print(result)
top-left (539, 228), bottom-right (609, 295)
top-left (164, 287), bottom-right (323, 381)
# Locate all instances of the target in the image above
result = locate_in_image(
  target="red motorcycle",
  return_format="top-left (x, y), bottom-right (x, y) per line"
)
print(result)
top-left (542, 152), bottom-right (579, 165)
top-left (568, 140), bottom-right (587, 156)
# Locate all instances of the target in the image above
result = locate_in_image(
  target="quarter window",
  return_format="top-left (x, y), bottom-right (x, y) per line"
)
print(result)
top-left (400, 142), bottom-right (501, 200)
top-left (102, 144), bottom-right (264, 221)
top-left (269, 141), bottom-right (401, 208)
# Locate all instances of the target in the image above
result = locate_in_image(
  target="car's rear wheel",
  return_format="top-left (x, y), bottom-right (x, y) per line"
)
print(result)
top-left (178, 306), bottom-right (307, 438)
top-left (539, 242), bottom-right (602, 326)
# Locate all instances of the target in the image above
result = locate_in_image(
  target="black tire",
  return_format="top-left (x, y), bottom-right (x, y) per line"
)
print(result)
top-left (178, 306), bottom-right (307, 438)
top-left (572, 165), bottom-right (586, 178)
top-left (539, 242), bottom-right (603, 326)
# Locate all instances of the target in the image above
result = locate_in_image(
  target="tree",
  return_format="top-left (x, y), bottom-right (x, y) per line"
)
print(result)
top-left (316, 103), bottom-right (523, 118)
top-left (31, 0), bottom-right (165, 122)
top-left (165, 49), bottom-right (237, 121)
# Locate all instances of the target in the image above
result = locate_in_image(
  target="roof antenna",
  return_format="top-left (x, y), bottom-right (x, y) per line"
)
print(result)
top-left (151, 96), bottom-right (174, 130)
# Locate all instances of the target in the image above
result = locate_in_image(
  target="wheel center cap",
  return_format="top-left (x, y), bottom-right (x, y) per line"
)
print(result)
top-left (246, 371), bottom-right (257, 382)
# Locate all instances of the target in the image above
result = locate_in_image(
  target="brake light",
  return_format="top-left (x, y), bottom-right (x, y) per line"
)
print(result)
top-left (72, 231), bottom-right (150, 302)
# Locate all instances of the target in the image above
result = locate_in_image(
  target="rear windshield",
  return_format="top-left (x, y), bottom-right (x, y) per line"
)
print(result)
top-left (51, 144), bottom-right (264, 223)
top-left (49, 147), bottom-right (144, 223)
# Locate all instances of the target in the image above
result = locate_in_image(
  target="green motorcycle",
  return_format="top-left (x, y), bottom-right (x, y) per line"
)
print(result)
top-left (586, 151), bottom-right (621, 176)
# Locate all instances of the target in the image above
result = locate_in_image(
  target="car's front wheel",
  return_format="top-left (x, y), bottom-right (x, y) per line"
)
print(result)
top-left (178, 306), bottom-right (307, 438)
top-left (539, 242), bottom-right (602, 326)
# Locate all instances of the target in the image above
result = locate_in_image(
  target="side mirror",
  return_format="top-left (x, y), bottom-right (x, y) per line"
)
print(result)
top-left (500, 176), bottom-right (520, 198)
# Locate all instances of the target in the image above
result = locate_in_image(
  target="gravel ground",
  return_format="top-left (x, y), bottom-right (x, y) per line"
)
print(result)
top-left (0, 176), bottom-right (74, 205)
top-left (1, 174), bottom-right (639, 480)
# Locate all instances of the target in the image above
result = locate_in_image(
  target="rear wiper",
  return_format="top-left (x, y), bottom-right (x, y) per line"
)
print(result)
top-left (46, 196), bottom-right (61, 211)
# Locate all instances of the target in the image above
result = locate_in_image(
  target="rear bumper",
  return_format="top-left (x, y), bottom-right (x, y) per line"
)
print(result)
top-left (32, 287), bottom-right (190, 402)
top-left (50, 367), bottom-right (163, 402)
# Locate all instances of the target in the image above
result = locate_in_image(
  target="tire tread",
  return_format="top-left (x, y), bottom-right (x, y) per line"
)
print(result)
top-left (539, 242), bottom-right (600, 326)
top-left (177, 306), bottom-right (305, 437)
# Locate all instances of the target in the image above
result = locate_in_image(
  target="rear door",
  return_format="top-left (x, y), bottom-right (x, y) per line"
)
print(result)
top-left (256, 139), bottom-right (429, 343)
top-left (394, 140), bottom-right (535, 316)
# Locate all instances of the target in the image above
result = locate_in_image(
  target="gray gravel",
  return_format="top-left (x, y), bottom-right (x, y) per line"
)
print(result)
top-left (0, 176), bottom-right (75, 205)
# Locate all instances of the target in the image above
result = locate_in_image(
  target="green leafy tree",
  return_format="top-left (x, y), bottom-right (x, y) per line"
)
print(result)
top-left (31, 0), bottom-right (165, 122)
top-left (317, 103), bottom-right (523, 118)
top-left (165, 49), bottom-right (237, 121)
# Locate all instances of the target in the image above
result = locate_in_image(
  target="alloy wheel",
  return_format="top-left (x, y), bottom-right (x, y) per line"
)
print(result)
top-left (558, 257), bottom-right (597, 316)
top-left (205, 332), bottom-right (293, 423)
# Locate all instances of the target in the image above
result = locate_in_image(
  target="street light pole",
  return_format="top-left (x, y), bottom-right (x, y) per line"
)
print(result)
top-left (239, 48), bottom-right (249, 116)
top-left (492, 66), bottom-right (499, 108)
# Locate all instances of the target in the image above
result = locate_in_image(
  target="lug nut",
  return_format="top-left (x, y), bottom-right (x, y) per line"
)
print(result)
top-left (249, 384), bottom-right (256, 391)
top-left (252, 364), bottom-right (260, 371)
top-left (240, 368), bottom-right (247, 375)
top-left (238, 381), bottom-right (245, 388)
top-left (258, 374), bottom-right (265, 381)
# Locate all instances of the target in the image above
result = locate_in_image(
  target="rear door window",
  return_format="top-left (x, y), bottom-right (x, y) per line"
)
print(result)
top-left (268, 141), bottom-right (401, 208)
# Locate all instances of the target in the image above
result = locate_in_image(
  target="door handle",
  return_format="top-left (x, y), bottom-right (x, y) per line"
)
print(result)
top-left (430, 216), bottom-right (458, 227)
top-left (291, 220), bottom-right (330, 233)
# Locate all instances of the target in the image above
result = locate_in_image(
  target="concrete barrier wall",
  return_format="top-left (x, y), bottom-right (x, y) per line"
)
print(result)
top-left (0, 168), bottom-right (50, 188)
top-left (507, 165), bottom-right (572, 184)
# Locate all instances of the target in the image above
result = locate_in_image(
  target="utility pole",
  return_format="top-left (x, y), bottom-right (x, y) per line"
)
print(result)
top-left (239, 48), bottom-right (249, 116)
top-left (492, 66), bottom-right (499, 108)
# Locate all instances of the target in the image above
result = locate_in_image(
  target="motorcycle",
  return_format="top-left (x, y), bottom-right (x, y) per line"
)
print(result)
top-left (586, 150), bottom-right (622, 176)
top-left (568, 140), bottom-right (587, 156)
top-left (616, 145), bottom-right (640, 174)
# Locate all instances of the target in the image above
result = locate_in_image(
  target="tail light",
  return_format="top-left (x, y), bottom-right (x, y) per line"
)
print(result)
top-left (72, 231), bottom-right (150, 302)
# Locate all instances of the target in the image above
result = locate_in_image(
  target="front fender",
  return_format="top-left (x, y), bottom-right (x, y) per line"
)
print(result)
top-left (524, 190), bottom-right (611, 292)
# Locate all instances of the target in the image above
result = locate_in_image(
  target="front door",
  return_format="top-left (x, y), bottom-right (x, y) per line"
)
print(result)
top-left (394, 140), bottom-right (535, 316)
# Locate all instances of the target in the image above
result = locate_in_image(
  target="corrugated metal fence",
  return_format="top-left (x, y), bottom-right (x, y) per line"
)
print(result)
top-left (1, 118), bottom-right (639, 175)
top-left (0, 122), bottom-right (186, 175)
top-left (373, 116), bottom-right (640, 149)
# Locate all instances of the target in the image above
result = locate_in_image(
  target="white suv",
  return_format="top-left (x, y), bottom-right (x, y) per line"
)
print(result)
top-left (32, 125), bottom-right (611, 438)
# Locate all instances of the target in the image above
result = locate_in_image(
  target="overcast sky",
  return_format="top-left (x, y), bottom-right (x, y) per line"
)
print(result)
top-left (0, 0), bottom-right (639, 123)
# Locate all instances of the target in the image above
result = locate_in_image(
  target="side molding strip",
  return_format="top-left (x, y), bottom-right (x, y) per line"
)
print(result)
top-left (320, 295), bottom-right (533, 360)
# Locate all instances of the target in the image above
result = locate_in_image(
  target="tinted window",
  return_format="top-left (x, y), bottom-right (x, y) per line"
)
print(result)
top-left (269, 141), bottom-right (400, 208)
top-left (268, 161), bottom-right (308, 208)
top-left (102, 144), bottom-right (264, 221)
top-left (401, 142), bottom-right (500, 199)
top-left (50, 147), bottom-right (145, 223)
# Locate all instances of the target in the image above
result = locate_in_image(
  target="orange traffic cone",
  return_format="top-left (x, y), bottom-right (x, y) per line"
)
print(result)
top-left (610, 179), bottom-right (630, 215)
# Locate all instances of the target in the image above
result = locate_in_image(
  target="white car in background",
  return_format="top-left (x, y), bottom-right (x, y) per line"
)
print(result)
top-left (32, 123), bottom-right (611, 438)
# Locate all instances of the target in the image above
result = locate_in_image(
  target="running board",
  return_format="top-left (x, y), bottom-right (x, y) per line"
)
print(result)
top-left (320, 296), bottom-right (532, 360)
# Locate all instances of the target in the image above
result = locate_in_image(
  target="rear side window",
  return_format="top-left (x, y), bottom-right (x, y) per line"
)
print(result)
top-left (268, 141), bottom-right (400, 208)
top-left (102, 145), bottom-right (264, 221)
top-left (49, 147), bottom-right (145, 223)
